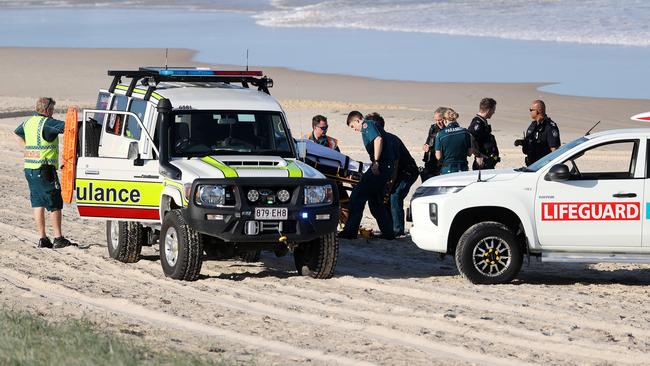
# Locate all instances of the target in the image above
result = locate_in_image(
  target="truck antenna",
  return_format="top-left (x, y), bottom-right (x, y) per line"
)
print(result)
top-left (585, 120), bottom-right (600, 136)
top-left (246, 49), bottom-right (249, 71)
top-left (477, 166), bottom-right (484, 182)
top-left (165, 48), bottom-right (169, 70)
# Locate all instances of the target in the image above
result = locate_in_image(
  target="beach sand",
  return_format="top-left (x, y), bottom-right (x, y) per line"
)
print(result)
top-left (1, 47), bottom-right (649, 365)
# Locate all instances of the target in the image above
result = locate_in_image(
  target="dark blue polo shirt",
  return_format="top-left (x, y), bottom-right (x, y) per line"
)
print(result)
top-left (434, 121), bottom-right (471, 165)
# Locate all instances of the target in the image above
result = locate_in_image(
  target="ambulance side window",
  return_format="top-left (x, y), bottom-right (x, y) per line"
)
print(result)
top-left (125, 99), bottom-right (145, 140)
top-left (106, 95), bottom-right (127, 136)
top-left (564, 140), bottom-right (638, 180)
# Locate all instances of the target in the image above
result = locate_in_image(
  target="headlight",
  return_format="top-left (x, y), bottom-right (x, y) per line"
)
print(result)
top-left (304, 185), bottom-right (333, 206)
top-left (195, 185), bottom-right (226, 207)
top-left (412, 186), bottom-right (464, 199)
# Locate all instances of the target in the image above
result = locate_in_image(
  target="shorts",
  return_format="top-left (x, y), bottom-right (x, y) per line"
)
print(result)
top-left (24, 167), bottom-right (63, 211)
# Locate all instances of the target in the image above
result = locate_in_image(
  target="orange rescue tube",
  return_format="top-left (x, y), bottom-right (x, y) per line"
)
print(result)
top-left (61, 107), bottom-right (78, 204)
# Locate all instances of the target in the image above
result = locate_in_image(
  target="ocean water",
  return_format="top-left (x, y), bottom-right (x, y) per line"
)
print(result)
top-left (0, 1), bottom-right (648, 100)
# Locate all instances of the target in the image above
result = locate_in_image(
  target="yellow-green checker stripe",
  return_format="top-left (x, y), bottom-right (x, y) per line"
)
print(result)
top-left (115, 85), bottom-right (163, 100)
top-left (200, 157), bottom-right (239, 178)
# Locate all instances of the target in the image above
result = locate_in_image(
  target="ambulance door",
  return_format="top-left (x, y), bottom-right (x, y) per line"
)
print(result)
top-left (76, 103), bottom-right (162, 222)
top-left (535, 139), bottom-right (643, 248)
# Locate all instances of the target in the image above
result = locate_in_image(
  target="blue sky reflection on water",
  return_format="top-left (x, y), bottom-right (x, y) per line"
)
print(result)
top-left (0, 7), bottom-right (648, 100)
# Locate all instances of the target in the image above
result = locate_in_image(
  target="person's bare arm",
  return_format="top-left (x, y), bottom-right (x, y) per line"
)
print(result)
top-left (435, 150), bottom-right (442, 160)
top-left (14, 133), bottom-right (25, 146)
top-left (373, 136), bottom-right (383, 161)
top-left (550, 147), bottom-right (557, 152)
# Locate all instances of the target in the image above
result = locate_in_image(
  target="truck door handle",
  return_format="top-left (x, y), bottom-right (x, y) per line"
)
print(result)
top-left (85, 170), bottom-right (100, 175)
top-left (612, 193), bottom-right (637, 198)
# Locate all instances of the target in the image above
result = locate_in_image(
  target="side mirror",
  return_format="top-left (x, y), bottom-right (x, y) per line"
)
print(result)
top-left (545, 164), bottom-right (570, 181)
top-left (128, 141), bottom-right (144, 166)
top-left (295, 140), bottom-right (307, 160)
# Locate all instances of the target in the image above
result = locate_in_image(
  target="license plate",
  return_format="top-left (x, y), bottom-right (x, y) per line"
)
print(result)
top-left (254, 207), bottom-right (288, 220)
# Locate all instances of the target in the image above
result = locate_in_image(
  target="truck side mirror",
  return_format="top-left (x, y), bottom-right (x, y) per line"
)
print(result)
top-left (128, 141), bottom-right (143, 166)
top-left (545, 164), bottom-right (570, 181)
top-left (295, 140), bottom-right (307, 161)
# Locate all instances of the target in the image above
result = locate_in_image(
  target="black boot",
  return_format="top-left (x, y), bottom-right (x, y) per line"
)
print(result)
top-left (53, 236), bottom-right (73, 249)
top-left (37, 237), bottom-right (53, 248)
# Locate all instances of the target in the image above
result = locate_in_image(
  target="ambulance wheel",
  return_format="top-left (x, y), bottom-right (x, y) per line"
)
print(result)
top-left (455, 222), bottom-right (523, 285)
top-left (238, 249), bottom-right (261, 263)
top-left (293, 232), bottom-right (338, 279)
top-left (106, 221), bottom-right (143, 263)
top-left (160, 210), bottom-right (203, 281)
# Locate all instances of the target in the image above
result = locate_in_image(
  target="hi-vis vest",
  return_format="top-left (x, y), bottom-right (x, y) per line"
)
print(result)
top-left (23, 115), bottom-right (59, 169)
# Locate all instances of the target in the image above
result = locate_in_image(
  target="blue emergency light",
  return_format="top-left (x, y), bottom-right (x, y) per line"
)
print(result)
top-left (156, 68), bottom-right (264, 77)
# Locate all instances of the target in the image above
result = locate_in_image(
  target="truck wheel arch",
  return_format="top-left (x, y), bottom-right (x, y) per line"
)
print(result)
top-left (160, 187), bottom-right (184, 219)
top-left (447, 206), bottom-right (528, 255)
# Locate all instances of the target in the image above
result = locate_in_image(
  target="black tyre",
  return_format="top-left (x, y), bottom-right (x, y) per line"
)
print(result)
top-left (293, 232), bottom-right (338, 279)
top-left (238, 249), bottom-right (261, 263)
top-left (455, 222), bottom-right (523, 284)
top-left (160, 210), bottom-right (203, 281)
top-left (106, 220), bottom-right (143, 263)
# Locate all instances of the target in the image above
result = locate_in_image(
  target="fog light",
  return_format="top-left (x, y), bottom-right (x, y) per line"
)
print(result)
top-left (429, 203), bottom-right (438, 225)
top-left (301, 212), bottom-right (309, 219)
top-left (206, 214), bottom-right (224, 221)
top-left (315, 214), bottom-right (330, 221)
top-left (277, 189), bottom-right (290, 202)
top-left (247, 189), bottom-right (259, 202)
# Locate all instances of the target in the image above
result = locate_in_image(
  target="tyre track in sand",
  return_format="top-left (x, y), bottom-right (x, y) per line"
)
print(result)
top-left (0, 267), bottom-right (375, 366)
top-left (1, 223), bottom-right (647, 365)
top-left (0, 230), bottom-right (531, 366)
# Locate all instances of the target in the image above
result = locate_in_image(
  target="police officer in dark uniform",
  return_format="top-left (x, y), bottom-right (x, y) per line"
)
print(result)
top-left (421, 107), bottom-right (447, 181)
top-left (468, 98), bottom-right (500, 170)
top-left (365, 113), bottom-right (418, 237)
top-left (435, 108), bottom-right (473, 174)
top-left (514, 100), bottom-right (561, 165)
top-left (338, 111), bottom-right (396, 240)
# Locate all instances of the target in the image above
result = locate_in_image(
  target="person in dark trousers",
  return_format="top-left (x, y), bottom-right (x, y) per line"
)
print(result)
top-left (421, 107), bottom-right (447, 181)
top-left (306, 114), bottom-right (340, 151)
top-left (469, 98), bottom-right (500, 170)
top-left (435, 108), bottom-right (473, 174)
top-left (515, 99), bottom-right (561, 166)
top-left (14, 97), bottom-right (73, 249)
top-left (365, 113), bottom-right (418, 237)
top-left (338, 111), bottom-right (396, 240)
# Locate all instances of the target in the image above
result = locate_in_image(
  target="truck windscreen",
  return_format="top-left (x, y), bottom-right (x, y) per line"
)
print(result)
top-left (170, 110), bottom-right (294, 158)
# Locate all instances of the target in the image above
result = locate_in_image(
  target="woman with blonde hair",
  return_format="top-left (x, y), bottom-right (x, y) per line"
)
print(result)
top-left (434, 107), bottom-right (473, 174)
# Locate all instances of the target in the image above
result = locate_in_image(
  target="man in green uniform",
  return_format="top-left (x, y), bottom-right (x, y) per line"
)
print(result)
top-left (435, 108), bottom-right (473, 174)
top-left (338, 111), bottom-right (395, 240)
top-left (14, 97), bottom-right (73, 248)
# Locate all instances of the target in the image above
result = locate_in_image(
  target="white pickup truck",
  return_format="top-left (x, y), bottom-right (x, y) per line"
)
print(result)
top-left (409, 125), bottom-right (650, 284)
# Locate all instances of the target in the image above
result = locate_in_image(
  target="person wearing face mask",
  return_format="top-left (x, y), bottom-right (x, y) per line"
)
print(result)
top-left (514, 99), bottom-right (561, 166)
top-left (421, 107), bottom-right (447, 181)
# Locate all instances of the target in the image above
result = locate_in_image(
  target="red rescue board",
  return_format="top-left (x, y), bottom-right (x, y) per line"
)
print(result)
top-left (61, 107), bottom-right (78, 203)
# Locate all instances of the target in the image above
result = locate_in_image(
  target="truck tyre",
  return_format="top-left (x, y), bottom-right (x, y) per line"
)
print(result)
top-left (455, 222), bottom-right (523, 285)
top-left (106, 221), bottom-right (143, 263)
top-left (293, 232), bottom-right (338, 279)
top-left (239, 249), bottom-right (261, 263)
top-left (160, 210), bottom-right (203, 281)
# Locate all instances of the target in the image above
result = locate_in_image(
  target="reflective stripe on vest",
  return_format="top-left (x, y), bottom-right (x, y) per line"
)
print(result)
top-left (23, 116), bottom-right (59, 169)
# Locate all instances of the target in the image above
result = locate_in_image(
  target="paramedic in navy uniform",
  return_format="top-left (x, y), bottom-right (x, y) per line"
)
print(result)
top-left (435, 108), bottom-right (473, 174)
top-left (338, 111), bottom-right (396, 240)
top-left (515, 99), bottom-right (561, 166)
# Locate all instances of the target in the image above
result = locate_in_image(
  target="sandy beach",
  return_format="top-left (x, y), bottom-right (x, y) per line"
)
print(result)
top-left (1, 47), bottom-right (650, 365)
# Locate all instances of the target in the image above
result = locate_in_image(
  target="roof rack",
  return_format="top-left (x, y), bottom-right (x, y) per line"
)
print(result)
top-left (107, 67), bottom-right (274, 100)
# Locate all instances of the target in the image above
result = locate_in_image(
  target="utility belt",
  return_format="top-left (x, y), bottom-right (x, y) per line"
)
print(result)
top-left (27, 164), bottom-right (58, 181)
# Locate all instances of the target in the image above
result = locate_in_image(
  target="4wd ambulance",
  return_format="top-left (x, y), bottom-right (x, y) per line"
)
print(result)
top-left (409, 118), bottom-right (650, 284)
top-left (69, 67), bottom-right (339, 281)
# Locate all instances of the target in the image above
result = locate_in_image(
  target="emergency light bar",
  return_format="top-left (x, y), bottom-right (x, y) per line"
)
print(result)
top-left (154, 68), bottom-right (264, 77)
top-left (107, 67), bottom-right (273, 98)
top-left (631, 112), bottom-right (650, 122)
